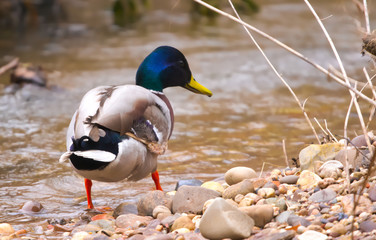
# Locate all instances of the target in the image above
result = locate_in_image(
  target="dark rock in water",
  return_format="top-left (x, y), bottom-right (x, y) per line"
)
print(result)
top-left (137, 191), bottom-right (172, 216)
top-left (115, 214), bottom-right (153, 229)
top-left (11, 63), bottom-right (47, 87)
top-left (287, 214), bottom-right (311, 227)
top-left (279, 175), bottom-right (299, 185)
top-left (175, 179), bottom-right (203, 190)
top-left (309, 188), bottom-right (337, 203)
top-left (21, 200), bottom-right (44, 213)
top-left (172, 186), bottom-right (221, 214)
top-left (113, 202), bottom-right (138, 218)
top-left (359, 220), bottom-right (376, 232)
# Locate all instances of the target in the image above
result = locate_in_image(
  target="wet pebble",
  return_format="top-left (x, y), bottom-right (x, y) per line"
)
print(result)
top-left (309, 188), bottom-right (337, 203)
top-left (287, 214), bottom-right (311, 227)
top-left (175, 179), bottom-right (203, 190)
top-left (172, 185), bottom-right (220, 214)
top-left (328, 223), bottom-right (347, 237)
top-left (239, 204), bottom-right (274, 228)
top-left (222, 179), bottom-right (255, 199)
top-left (113, 203), bottom-right (138, 218)
top-left (368, 183), bottom-right (376, 202)
top-left (275, 210), bottom-right (294, 223)
top-left (137, 191), bottom-right (172, 216)
top-left (359, 220), bottom-right (376, 232)
top-left (224, 166), bottom-right (257, 185)
top-left (21, 200), bottom-right (44, 213)
top-left (116, 214), bottom-right (153, 229)
top-left (280, 175), bottom-right (299, 184)
top-left (341, 194), bottom-right (372, 215)
top-left (251, 178), bottom-right (267, 189)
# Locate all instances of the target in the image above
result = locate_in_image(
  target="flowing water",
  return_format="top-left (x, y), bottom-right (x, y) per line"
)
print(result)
top-left (0, 0), bottom-right (375, 231)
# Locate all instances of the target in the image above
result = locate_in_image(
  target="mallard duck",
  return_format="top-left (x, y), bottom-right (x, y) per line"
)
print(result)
top-left (59, 46), bottom-right (212, 209)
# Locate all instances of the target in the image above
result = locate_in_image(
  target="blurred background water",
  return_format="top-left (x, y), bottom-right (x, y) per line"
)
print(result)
top-left (0, 0), bottom-right (375, 231)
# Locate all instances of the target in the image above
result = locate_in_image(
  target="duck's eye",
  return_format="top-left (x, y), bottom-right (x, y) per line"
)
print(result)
top-left (178, 60), bottom-right (185, 67)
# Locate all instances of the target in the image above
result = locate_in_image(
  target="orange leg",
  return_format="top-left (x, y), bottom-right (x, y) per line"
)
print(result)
top-left (151, 170), bottom-right (163, 191)
top-left (84, 178), bottom-right (94, 209)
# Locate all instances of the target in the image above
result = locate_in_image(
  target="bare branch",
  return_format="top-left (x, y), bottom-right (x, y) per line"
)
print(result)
top-left (0, 58), bottom-right (19, 76)
top-left (192, 0), bottom-right (376, 106)
top-left (227, 0), bottom-right (321, 144)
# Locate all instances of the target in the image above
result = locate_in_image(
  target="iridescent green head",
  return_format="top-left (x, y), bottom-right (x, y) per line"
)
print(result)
top-left (136, 46), bottom-right (212, 97)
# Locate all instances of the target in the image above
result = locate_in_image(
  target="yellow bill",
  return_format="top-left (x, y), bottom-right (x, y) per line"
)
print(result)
top-left (184, 76), bottom-right (212, 97)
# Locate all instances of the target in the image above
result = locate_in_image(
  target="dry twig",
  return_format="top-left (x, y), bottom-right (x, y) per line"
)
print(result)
top-left (0, 58), bottom-right (19, 76)
top-left (227, 0), bottom-right (321, 144)
top-left (192, 0), bottom-right (376, 106)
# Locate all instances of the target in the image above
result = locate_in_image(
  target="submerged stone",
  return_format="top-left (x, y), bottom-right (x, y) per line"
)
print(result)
top-left (175, 179), bottom-right (203, 190)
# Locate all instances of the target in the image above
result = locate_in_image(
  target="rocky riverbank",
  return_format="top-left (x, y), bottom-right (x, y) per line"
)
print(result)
top-left (1, 134), bottom-right (376, 240)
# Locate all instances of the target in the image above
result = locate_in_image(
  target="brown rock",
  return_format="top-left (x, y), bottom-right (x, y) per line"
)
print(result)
top-left (222, 179), bottom-right (255, 199)
top-left (172, 186), bottom-right (221, 214)
top-left (280, 175), bottom-right (299, 185)
top-left (329, 223), bottom-right (347, 237)
top-left (170, 216), bottom-right (195, 231)
top-left (251, 228), bottom-right (296, 240)
top-left (341, 194), bottom-right (372, 215)
top-left (224, 167), bottom-right (257, 185)
top-left (251, 178), bottom-right (267, 189)
top-left (115, 214), bottom-right (153, 229)
top-left (335, 148), bottom-right (363, 169)
top-left (21, 200), bottom-right (44, 213)
top-left (359, 220), bottom-right (376, 232)
top-left (297, 170), bottom-right (322, 191)
top-left (368, 183), bottom-right (376, 202)
top-left (0, 223), bottom-right (15, 236)
top-left (152, 205), bottom-right (172, 220)
top-left (278, 184), bottom-right (288, 195)
top-left (239, 205), bottom-right (274, 228)
top-left (137, 191), bottom-right (172, 216)
top-left (113, 203), bottom-right (138, 218)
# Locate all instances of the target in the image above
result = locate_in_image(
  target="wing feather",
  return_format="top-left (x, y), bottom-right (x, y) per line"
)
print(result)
top-left (71, 85), bottom-right (172, 144)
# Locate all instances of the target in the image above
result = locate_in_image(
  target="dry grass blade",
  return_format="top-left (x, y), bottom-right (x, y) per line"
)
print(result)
top-left (193, 0), bottom-right (376, 106)
top-left (304, 0), bottom-right (372, 148)
top-left (282, 139), bottom-right (290, 168)
top-left (324, 119), bottom-right (338, 142)
top-left (0, 58), bottom-right (19, 76)
top-left (363, 0), bottom-right (371, 34)
top-left (227, 0), bottom-right (320, 144)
